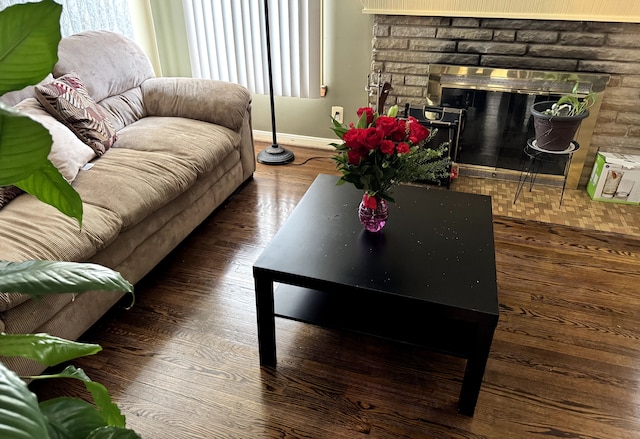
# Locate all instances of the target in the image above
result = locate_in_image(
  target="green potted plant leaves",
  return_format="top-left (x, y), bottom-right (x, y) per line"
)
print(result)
top-left (0, 1), bottom-right (140, 437)
top-left (530, 83), bottom-right (598, 151)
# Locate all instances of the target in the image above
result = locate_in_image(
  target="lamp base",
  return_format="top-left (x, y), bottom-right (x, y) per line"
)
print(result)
top-left (257, 144), bottom-right (295, 165)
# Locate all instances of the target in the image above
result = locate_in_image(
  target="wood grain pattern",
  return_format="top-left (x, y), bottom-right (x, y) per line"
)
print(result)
top-left (31, 144), bottom-right (640, 438)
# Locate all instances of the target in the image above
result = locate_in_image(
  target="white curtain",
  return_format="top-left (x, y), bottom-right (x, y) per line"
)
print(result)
top-left (182, 0), bottom-right (321, 98)
top-left (0, 0), bottom-right (134, 39)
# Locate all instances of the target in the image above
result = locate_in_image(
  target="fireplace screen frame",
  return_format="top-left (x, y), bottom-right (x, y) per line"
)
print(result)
top-left (425, 64), bottom-right (610, 188)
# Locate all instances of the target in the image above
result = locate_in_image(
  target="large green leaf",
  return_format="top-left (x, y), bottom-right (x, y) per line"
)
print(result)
top-left (0, 104), bottom-right (52, 184)
top-left (0, 1), bottom-right (82, 225)
top-left (38, 366), bottom-right (126, 428)
top-left (0, 0), bottom-right (62, 94)
top-left (0, 363), bottom-right (50, 439)
top-left (0, 260), bottom-right (134, 297)
top-left (40, 397), bottom-right (105, 439)
top-left (0, 334), bottom-right (101, 366)
top-left (14, 160), bottom-right (84, 226)
top-left (37, 366), bottom-right (139, 438)
top-left (0, 105), bottom-right (84, 225)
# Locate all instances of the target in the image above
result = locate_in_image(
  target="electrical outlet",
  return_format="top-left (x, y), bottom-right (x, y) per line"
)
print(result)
top-left (331, 106), bottom-right (344, 124)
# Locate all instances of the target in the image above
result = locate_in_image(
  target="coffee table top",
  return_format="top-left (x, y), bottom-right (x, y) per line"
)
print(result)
top-left (254, 174), bottom-right (498, 318)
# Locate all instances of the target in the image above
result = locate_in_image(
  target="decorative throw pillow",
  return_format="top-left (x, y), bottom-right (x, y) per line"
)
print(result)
top-left (15, 98), bottom-right (96, 183)
top-left (0, 186), bottom-right (23, 210)
top-left (34, 73), bottom-right (117, 156)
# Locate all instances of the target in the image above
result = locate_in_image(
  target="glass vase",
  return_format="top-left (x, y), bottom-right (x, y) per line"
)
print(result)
top-left (358, 195), bottom-right (389, 232)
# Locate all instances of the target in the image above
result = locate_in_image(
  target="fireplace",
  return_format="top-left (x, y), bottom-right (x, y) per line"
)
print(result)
top-left (369, 14), bottom-right (640, 189)
top-left (425, 65), bottom-right (609, 185)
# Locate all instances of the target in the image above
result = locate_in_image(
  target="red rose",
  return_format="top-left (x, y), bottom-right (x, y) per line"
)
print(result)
top-left (375, 116), bottom-right (396, 136)
top-left (392, 119), bottom-right (407, 142)
top-left (380, 139), bottom-right (395, 155)
top-left (362, 193), bottom-right (377, 209)
top-left (347, 148), bottom-right (366, 165)
top-left (357, 107), bottom-right (375, 125)
top-left (358, 127), bottom-right (383, 150)
top-left (343, 128), bottom-right (363, 149)
top-left (408, 117), bottom-right (430, 144)
top-left (375, 116), bottom-right (406, 142)
top-left (396, 142), bottom-right (410, 154)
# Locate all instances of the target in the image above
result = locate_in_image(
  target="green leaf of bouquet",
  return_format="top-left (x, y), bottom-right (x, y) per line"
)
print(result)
top-left (331, 126), bottom-right (348, 139)
top-left (39, 397), bottom-right (106, 439)
top-left (0, 260), bottom-right (134, 297)
top-left (0, 363), bottom-right (50, 439)
top-left (356, 111), bottom-right (369, 129)
top-left (0, 333), bottom-right (101, 367)
top-left (0, 0), bottom-right (61, 94)
top-left (87, 426), bottom-right (142, 439)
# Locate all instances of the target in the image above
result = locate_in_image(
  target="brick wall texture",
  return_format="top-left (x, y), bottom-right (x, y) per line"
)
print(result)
top-left (371, 15), bottom-right (640, 183)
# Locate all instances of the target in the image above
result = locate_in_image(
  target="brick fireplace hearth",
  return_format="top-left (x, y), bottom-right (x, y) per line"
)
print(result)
top-left (370, 15), bottom-right (640, 188)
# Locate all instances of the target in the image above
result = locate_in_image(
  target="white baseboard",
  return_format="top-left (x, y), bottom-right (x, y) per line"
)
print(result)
top-left (253, 130), bottom-right (335, 151)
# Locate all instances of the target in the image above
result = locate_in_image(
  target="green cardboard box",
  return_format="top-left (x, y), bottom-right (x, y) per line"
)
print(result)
top-left (587, 152), bottom-right (640, 205)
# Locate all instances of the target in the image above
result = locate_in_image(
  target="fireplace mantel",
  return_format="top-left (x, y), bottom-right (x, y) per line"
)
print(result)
top-left (361, 0), bottom-right (640, 23)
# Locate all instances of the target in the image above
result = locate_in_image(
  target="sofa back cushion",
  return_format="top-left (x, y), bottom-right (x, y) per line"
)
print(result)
top-left (54, 30), bottom-right (155, 103)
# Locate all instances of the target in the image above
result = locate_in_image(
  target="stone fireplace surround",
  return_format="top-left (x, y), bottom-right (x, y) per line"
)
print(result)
top-left (370, 15), bottom-right (640, 188)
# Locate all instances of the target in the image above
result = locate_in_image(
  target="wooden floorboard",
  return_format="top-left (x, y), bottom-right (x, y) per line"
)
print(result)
top-left (32, 145), bottom-right (640, 438)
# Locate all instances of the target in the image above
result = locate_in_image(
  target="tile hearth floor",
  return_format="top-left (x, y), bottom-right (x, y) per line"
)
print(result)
top-left (449, 175), bottom-right (640, 238)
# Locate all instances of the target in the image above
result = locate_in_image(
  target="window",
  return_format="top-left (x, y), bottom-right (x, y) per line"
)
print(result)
top-left (182, 0), bottom-right (321, 98)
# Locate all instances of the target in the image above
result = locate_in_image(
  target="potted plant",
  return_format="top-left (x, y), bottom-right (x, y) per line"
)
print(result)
top-left (530, 84), bottom-right (597, 151)
top-left (0, 1), bottom-right (141, 437)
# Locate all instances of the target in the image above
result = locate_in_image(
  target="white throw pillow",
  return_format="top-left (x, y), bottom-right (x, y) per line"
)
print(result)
top-left (14, 98), bottom-right (96, 183)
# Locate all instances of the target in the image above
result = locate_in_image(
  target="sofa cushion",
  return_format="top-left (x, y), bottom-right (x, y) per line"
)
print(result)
top-left (98, 87), bottom-right (147, 132)
top-left (14, 98), bottom-right (96, 182)
top-left (0, 198), bottom-right (123, 313)
top-left (54, 30), bottom-right (155, 103)
top-left (114, 116), bottom-right (241, 175)
top-left (72, 148), bottom-right (199, 231)
top-left (0, 196), bottom-right (122, 263)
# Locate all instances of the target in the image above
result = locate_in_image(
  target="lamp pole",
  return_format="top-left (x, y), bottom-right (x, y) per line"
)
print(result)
top-left (256, 0), bottom-right (294, 165)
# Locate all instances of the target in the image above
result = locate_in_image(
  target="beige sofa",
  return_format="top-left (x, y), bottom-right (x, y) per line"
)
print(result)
top-left (0, 31), bottom-right (255, 376)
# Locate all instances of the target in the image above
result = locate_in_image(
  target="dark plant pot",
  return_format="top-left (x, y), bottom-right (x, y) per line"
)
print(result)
top-left (531, 101), bottom-right (589, 151)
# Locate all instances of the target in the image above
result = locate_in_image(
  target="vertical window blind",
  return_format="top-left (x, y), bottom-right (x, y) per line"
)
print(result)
top-left (182, 0), bottom-right (321, 98)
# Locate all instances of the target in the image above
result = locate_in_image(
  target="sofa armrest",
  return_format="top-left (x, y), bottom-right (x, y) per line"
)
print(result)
top-left (141, 78), bottom-right (251, 132)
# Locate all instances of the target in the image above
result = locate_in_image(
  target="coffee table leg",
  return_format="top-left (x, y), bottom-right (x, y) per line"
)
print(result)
top-left (458, 322), bottom-right (496, 416)
top-left (254, 272), bottom-right (276, 366)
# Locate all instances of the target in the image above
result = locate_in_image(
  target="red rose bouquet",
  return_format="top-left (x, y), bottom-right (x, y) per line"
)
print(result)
top-left (330, 105), bottom-right (451, 207)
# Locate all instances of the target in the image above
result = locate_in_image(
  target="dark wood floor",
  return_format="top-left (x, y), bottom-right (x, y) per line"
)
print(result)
top-left (32, 145), bottom-right (640, 438)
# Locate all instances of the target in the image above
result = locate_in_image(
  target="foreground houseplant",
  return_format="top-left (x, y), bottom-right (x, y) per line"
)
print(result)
top-left (330, 105), bottom-right (451, 231)
top-left (530, 84), bottom-right (598, 151)
top-left (0, 1), bottom-right (140, 437)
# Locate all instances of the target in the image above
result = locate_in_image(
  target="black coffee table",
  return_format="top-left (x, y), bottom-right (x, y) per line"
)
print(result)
top-left (253, 174), bottom-right (498, 416)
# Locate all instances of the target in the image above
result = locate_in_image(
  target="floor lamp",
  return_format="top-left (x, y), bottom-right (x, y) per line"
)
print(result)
top-left (257, 0), bottom-right (294, 165)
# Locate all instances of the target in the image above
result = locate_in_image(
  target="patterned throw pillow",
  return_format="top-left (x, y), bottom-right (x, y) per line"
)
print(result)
top-left (34, 73), bottom-right (117, 156)
top-left (0, 186), bottom-right (23, 210)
